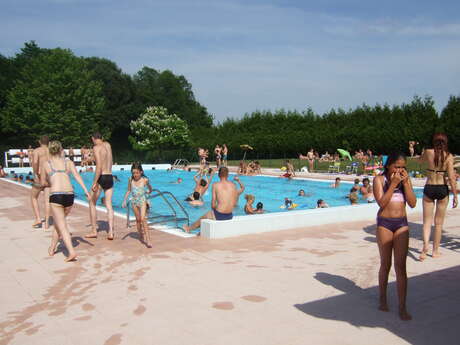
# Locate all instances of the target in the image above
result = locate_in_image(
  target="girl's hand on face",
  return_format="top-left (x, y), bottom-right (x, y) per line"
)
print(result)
top-left (400, 169), bottom-right (409, 183)
top-left (390, 172), bottom-right (403, 185)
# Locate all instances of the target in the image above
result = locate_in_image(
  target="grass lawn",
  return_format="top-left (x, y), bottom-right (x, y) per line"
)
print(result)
top-left (191, 157), bottom-right (429, 176)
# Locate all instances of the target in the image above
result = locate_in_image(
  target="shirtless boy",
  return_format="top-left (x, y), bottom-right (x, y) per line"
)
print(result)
top-left (86, 132), bottom-right (115, 240)
top-left (186, 169), bottom-right (215, 201)
top-left (31, 136), bottom-right (51, 229)
top-left (184, 167), bottom-right (244, 232)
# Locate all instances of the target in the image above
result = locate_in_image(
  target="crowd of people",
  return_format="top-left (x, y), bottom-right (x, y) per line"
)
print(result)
top-left (1, 132), bottom-right (459, 323)
top-left (6, 133), bottom-right (116, 261)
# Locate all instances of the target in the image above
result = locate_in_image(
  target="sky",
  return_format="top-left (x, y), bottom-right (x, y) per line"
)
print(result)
top-left (1, 0), bottom-right (460, 122)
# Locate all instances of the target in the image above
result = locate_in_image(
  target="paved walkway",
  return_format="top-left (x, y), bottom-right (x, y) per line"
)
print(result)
top-left (0, 179), bottom-right (459, 345)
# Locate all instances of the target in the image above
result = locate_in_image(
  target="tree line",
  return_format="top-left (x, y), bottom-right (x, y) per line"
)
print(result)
top-left (1, 41), bottom-right (459, 163)
top-left (0, 41), bottom-right (212, 157)
top-left (196, 95), bottom-right (460, 161)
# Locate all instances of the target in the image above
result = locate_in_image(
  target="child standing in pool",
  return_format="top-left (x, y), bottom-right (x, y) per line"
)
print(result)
top-left (373, 153), bottom-right (416, 321)
top-left (122, 162), bottom-right (153, 248)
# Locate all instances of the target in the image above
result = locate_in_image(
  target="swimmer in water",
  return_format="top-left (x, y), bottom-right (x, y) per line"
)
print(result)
top-left (331, 177), bottom-right (341, 188)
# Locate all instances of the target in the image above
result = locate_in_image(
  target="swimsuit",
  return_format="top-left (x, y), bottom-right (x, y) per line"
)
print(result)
top-left (98, 174), bottom-right (114, 190)
top-left (424, 169), bottom-right (449, 201)
top-left (382, 176), bottom-right (406, 203)
top-left (424, 185), bottom-right (449, 200)
top-left (213, 208), bottom-right (233, 221)
top-left (377, 216), bottom-right (408, 233)
top-left (376, 176), bottom-right (408, 232)
top-left (130, 182), bottom-right (149, 207)
top-left (48, 159), bottom-right (74, 207)
top-left (50, 193), bottom-right (74, 207)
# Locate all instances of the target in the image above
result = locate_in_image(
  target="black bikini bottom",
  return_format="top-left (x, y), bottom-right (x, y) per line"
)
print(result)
top-left (423, 184), bottom-right (449, 201)
top-left (50, 193), bottom-right (74, 207)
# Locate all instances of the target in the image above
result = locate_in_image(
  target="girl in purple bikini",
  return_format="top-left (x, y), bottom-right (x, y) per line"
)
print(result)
top-left (373, 153), bottom-right (417, 321)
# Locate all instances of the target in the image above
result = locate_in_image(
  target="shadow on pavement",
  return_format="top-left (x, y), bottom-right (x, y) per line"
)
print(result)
top-left (295, 266), bottom-right (460, 345)
top-left (363, 222), bottom-right (460, 262)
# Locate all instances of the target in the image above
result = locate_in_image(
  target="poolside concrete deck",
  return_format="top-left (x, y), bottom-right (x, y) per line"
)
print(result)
top-left (0, 178), bottom-right (459, 345)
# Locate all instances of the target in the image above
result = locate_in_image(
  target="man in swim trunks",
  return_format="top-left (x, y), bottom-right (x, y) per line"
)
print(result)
top-left (31, 135), bottom-right (51, 229)
top-left (222, 144), bottom-right (228, 167)
top-left (86, 132), bottom-right (115, 240)
top-left (183, 167), bottom-right (245, 233)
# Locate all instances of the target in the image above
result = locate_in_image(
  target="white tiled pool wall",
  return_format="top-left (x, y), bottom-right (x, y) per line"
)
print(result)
top-left (3, 164), bottom-right (424, 239)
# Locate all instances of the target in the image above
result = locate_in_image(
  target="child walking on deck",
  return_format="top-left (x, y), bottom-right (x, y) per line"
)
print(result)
top-left (122, 163), bottom-right (153, 248)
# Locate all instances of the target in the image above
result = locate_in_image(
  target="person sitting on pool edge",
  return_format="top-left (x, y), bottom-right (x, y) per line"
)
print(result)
top-left (183, 167), bottom-right (245, 233)
top-left (244, 194), bottom-right (263, 214)
top-left (330, 177), bottom-right (341, 188)
top-left (187, 192), bottom-right (204, 207)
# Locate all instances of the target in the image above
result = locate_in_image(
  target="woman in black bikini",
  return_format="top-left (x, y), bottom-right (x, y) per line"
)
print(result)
top-left (373, 153), bottom-right (416, 320)
top-left (40, 141), bottom-right (90, 262)
top-left (419, 133), bottom-right (458, 260)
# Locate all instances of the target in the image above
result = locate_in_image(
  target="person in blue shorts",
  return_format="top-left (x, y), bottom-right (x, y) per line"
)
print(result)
top-left (183, 167), bottom-right (244, 233)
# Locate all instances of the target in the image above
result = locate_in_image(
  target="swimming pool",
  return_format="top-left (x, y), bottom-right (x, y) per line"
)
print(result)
top-left (68, 170), bottom-right (424, 226)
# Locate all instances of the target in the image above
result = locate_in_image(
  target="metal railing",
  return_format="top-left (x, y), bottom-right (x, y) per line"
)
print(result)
top-left (126, 189), bottom-right (190, 229)
top-left (172, 158), bottom-right (189, 169)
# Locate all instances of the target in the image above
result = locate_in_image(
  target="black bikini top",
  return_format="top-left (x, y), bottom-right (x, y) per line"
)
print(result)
top-left (426, 169), bottom-right (446, 174)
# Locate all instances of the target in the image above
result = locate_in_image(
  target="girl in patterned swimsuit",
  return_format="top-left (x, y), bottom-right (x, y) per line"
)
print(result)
top-left (122, 162), bottom-right (153, 248)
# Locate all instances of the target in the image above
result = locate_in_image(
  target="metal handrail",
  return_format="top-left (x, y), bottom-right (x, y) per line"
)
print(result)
top-left (172, 158), bottom-right (189, 168)
top-left (126, 189), bottom-right (189, 228)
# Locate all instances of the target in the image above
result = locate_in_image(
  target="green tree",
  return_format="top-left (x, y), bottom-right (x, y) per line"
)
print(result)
top-left (1, 48), bottom-right (106, 146)
top-left (439, 95), bottom-right (460, 154)
top-left (133, 67), bottom-right (213, 129)
top-left (129, 106), bottom-right (190, 154)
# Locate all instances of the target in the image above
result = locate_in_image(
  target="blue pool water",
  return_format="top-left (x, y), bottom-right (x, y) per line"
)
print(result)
top-left (66, 170), bottom-right (424, 224)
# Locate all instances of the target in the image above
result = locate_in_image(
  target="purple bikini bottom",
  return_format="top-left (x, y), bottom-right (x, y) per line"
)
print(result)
top-left (376, 216), bottom-right (408, 233)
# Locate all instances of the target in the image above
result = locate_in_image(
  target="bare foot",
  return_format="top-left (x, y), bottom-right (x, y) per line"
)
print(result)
top-left (183, 225), bottom-right (190, 233)
top-left (84, 232), bottom-right (98, 239)
top-left (65, 253), bottom-right (77, 262)
top-left (419, 249), bottom-right (428, 261)
top-left (399, 308), bottom-right (412, 321)
top-left (432, 251), bottom-right (442, 258)
top-left (48, 245), bottom-right (57, 256)
top-left (107, 231), bottom-right (114, 240)
top-left (145, 241), bottom-right (152, 248)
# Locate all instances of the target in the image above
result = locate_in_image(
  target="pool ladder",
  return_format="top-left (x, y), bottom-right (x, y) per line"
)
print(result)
top-left (126, 189), bottom-right (190, 229)
top-left (172, 158), bottom-right (189, 169)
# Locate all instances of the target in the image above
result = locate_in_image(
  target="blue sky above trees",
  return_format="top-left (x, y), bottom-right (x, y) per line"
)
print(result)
top-left (1, 0), bottom-right (459, 122)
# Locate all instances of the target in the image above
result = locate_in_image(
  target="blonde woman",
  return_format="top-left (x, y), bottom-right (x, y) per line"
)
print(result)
top-left (244, 194), bottom-right (263, 214)
top-left (40, 141), bottom-right (90, 261)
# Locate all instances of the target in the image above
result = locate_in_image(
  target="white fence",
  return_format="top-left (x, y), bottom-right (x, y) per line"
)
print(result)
top-left (3, 149), bottom-right (83, 168)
